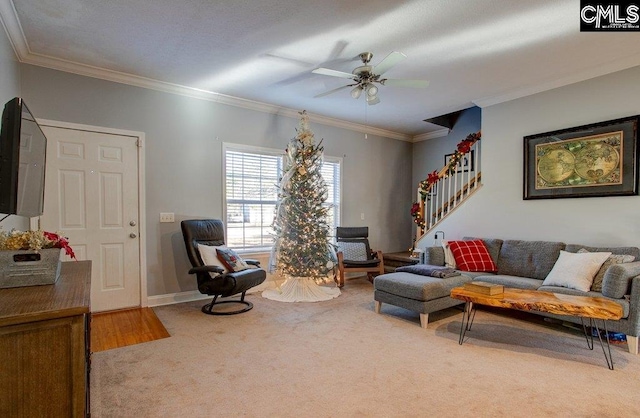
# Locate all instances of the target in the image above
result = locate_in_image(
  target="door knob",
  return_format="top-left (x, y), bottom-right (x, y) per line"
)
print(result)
top-left (130, 220), bottom-right (137, 226)
top-left (129, 233), bottom-right (137, 238)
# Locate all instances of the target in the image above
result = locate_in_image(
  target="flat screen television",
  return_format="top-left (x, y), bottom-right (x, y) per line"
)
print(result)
top-left (0, 97), bottom-right (47, 218)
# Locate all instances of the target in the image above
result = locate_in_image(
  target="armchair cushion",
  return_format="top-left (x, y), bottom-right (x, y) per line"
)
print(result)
top-left (342, 259), bottom-right (380, 267)
top-left (216, 247), bottom-right (251, 272)
top-left (197, 243), bottom-right (228, 273)
top-left (338, 241), bottom-right (368, 261)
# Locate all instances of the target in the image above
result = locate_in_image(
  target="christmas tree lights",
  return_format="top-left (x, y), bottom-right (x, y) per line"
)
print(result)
top-left (263, 111), bottom-right (340, 302)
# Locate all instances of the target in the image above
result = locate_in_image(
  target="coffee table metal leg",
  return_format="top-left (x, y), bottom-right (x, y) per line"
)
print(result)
top-left (581, 317), bottom-right (614, 369)
top-left (580, 317), bottom-right (594, 350)
top-left (592, 319), bottom-right (615, 370)
top-left (458, 302), bottom-right (476, 345)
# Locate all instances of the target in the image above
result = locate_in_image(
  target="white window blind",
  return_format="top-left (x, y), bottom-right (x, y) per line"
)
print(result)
top-left (224, 145), bottom-right (341, 252)
top-left (225, 148), bottom-right (281, 251)
top-left (321, 158), bottom-right (341, 237)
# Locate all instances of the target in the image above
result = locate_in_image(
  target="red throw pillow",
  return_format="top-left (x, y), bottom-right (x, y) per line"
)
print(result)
top-left (448, 239), bottom-right (497, 272)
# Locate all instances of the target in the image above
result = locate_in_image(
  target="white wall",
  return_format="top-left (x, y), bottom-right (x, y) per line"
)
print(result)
top-left (417, 65), bottom-right (640, 248)
top-left (19, 64), bottom-right (414, 296)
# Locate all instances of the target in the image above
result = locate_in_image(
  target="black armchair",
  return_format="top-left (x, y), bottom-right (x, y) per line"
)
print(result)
top-left (181, 219), bottom-right (266, 315)
top-left (334, 226), bottom-right (384, 287)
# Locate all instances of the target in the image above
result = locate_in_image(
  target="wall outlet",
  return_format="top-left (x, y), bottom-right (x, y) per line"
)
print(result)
top-left (360, 212), bottom-right (365, 220)
top-left (160, 212), bottom-right (175, 223)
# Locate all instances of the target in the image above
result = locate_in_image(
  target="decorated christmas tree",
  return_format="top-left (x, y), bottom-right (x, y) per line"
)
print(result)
top-left (263, 111), bottom-right (340, 302)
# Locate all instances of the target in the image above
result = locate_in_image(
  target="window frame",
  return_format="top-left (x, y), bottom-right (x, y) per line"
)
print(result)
top-left (222, 142), bottom-right (342, 253)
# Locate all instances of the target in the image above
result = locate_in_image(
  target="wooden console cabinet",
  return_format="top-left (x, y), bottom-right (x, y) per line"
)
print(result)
top-left (383, 251), bottom-right (419, 273)
top-left (0, 261), bottom-right (91, 417)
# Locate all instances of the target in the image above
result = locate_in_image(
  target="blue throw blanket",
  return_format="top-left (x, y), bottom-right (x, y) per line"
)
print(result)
top-left (396, 264), bottom-right (459, 278)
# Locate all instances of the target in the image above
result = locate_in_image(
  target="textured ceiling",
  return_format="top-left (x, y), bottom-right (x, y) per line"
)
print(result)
top-left (3, 0), bottom-right (640, 138)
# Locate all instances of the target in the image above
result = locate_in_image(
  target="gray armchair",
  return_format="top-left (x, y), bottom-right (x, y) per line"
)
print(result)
top-left (334, 226), bottom-right (384, 287)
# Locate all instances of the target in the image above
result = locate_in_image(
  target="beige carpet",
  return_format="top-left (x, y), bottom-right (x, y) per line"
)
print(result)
top-left (91, 278), bottom-right (640, 417)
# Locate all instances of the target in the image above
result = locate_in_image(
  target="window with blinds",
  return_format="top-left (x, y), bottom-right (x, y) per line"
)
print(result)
top-left (321, 158), bottom-right (341, 237)
top-left (224, 144), bottom-right (341, 252)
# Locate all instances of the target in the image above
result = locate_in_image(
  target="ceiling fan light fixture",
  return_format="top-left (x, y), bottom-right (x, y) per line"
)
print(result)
top-left (350, 85), bottom-right (363, 99)
top-left (312, 51), bottom-right (428, 103)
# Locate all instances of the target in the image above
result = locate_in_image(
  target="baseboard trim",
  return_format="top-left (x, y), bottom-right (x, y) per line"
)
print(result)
top-left (147, 291), bottom-right (210, 307)
top-left (147, 284), bottom-right (269, 307)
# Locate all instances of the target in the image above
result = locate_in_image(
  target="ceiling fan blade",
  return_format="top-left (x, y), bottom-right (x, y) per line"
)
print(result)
top-left (381, 79), bottom-right (430, 88)
top-left (314, 84), bottom-right (353, 98)
top-left (312, 67), bottom-right (356, 79)
top-left (373, 51), bottom-right (407, 75)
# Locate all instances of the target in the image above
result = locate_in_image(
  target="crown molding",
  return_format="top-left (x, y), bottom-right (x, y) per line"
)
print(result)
top-left (23, 51), bottom-right (413, 141)
top-left (412, 128), bottom-right (450, 142)
top-left (0, 0), bottom-right (29, 59)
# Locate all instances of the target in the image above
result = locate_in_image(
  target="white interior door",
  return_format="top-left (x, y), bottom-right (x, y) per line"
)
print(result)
top-left (40, 125), bottom-right (142, 312)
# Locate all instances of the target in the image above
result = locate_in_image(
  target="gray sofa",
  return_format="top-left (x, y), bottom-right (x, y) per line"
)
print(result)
top-left (373, 238), bottom-right (640, 354)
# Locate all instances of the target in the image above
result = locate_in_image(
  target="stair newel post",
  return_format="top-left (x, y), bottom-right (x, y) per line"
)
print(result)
top-left (462, 147), bottom-right (473, 196)
top-left (453, 167), bottom-right (458, 209)
top-left (474, 141), bottom-right (479, 190)
top-left (418, 189), bottom-right (425, 239)
top-left (429, 186), bottom-right (435, 229)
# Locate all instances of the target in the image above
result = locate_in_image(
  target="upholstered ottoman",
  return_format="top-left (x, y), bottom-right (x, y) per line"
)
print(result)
top-left (373, 272), bottom-right (472, 328)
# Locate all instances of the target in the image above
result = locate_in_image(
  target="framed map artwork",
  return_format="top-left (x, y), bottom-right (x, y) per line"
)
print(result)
top-left (523, 115), bottom-right (639, 199)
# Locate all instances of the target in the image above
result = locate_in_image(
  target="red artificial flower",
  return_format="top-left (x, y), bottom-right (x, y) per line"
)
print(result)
top-left (43, 231), bottom-right (76, 260)
top-left (427, 170), bottom-right (439, 185)
top-left (457, 140), bottom-right (471, 154)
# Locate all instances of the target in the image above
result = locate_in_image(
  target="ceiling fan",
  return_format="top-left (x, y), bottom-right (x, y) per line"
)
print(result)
top-left (312, 51), bottom-right (429, 105)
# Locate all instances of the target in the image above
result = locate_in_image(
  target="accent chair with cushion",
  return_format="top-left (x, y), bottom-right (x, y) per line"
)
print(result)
top-left (335, 226), bottom-right (384, 287)
top-left (181, 219), bottom-right (266, 315)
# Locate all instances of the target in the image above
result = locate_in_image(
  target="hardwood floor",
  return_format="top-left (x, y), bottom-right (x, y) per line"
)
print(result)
top-left (91, 307), bottom-right (170, 352)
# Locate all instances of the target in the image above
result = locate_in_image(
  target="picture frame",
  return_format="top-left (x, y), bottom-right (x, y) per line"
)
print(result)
top-left (523, 115), bottom-right (639, 200)
top-left (444, 150), bottom-right (475, 173)
top-left (427, 182), bottom-right (437, 198)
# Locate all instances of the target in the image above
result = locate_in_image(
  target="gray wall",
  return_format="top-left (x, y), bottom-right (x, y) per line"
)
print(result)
top-left (0, 27), bottom-right (24, 231)
top-left (416, 65), bottom-right (640, 248)
top-left (19, 64), bottom-right (414, 296)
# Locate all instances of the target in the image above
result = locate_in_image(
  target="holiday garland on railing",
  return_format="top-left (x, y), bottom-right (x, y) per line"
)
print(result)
top-left (411, 131), bottom-right (481, 230)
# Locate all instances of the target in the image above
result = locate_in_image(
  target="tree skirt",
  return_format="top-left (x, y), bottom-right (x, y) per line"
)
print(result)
top-left (262, 277), bottom-right (341, 302)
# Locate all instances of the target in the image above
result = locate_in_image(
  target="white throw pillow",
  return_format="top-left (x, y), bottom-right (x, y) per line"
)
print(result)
top-left (197, 243), bottom-right (228, 273)
top-left (542, 250), bottom-right (611, 292)
top-left (442, 240), bottom-right (457, 268)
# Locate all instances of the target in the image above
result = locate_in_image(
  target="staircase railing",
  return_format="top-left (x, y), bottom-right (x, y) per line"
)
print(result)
top-left (412, 132), bottom-right (482, 244)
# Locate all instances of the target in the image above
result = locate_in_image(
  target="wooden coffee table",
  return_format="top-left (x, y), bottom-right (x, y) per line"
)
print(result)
top-left (450, 286), bottom-right (624, 370)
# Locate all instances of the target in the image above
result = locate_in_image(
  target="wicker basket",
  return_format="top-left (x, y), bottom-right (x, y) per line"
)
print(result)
top-left (0, 248), bottom-right (62, 288)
